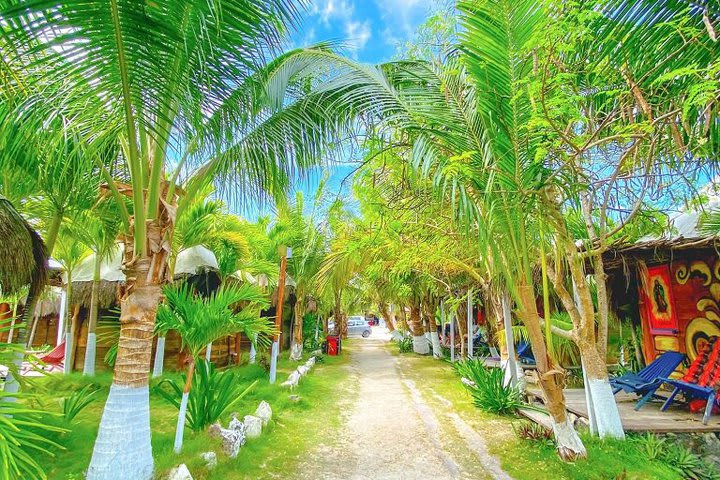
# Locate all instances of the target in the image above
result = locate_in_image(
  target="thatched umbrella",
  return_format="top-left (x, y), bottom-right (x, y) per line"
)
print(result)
top-left (68, 244), bottom-right (125, 309)
top-left (0, 196), bottom-right (48, 400)
top-left (0, 196), bottom-right (47, 298)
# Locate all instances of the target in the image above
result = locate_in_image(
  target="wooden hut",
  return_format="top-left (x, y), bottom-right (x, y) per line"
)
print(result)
top-left (603, 201), bottom-right (720, 367)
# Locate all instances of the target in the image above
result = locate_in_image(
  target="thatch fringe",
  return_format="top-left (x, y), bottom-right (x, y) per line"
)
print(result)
top-left (70, 280), bottom-right (123, 309)
top-left (0, 196), bottom-right (48, 297)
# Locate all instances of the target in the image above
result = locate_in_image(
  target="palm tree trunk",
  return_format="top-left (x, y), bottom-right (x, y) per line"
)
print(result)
top-left (88, 236), bottom-right (166, 479)
top-left (290, 300), bottom-right (304, 361)
top-left (234, 333), bottom-right (241, 366)
top-left (7, 302), bottom-right (18, 344)
top-left (409, 304), bottom-right (429, 354)
top-left (380, 302), bottom-right (403, 341)
top-left (456, 301), bottom-right (468, 359)
top-left (84, 254), bottom-right (102, 375)
top-left (174, 360), bottom-right (195, 454)
top-left (152, 336), bottom-right (166, 377)
top-left (515, 283), bottom-right (586, 460)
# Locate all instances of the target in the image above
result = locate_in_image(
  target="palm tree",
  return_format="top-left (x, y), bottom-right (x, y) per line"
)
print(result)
top-left (156, 282), bottom-right (273, 453)
top-left (67, 202), bottom-right (123, 376)
top-left (53, 227), bottom-right (92, 374)
top-left (0, 2), bottom-right (377, 475)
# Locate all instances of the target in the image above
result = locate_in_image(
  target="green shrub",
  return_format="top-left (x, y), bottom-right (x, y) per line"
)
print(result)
top-left (155, 360), bottom-right (257, 431)
top-left (453, 359), bottom-right (524, 415)
top-left (513, 420), bottom-right (553, 445)
top-left (397, 337), bottom-right (413, 353)
top-left (633, 433), bottom-right (720, 480)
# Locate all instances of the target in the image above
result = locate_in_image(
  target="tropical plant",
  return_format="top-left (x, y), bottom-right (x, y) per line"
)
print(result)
top-left (156, 282), bottom-right (273, 453)
top-left (397, 336), bottom-right (413, 354)
top-left (66, 201), bottom-right (123, 376)
top-left (0, 341), bottom-right (66, 480)
top-left (633, 433), bottom-right (720, 480)
top-left (0, 1), bottom-right (381, 474)
top-left (453, 359), bottom-right (524, 415)
top-left (156, 360), bottom-right (258, 432)
top-left (513, 420), bottom-right (554, 444)
top-left (62, 384), bottom-right (101, 425)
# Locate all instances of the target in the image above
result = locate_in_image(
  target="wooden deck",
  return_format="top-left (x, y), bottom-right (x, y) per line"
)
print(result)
top-left (523, 388), bottom-right (720, 433)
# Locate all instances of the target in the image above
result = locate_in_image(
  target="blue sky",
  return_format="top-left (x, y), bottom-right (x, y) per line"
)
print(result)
top-left (240, 1), bottom-right (440, 219)
top-left (294, 0), bottom-right (438, 63)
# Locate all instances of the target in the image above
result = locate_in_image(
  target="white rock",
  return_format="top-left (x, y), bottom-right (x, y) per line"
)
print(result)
top-left (310, 349), bottom-right (322, 356)
top-left (305, 357), bottom-right (316, 368)
top-left (228, 415), bottom-right (244, 432)
top-left (200, 451), bottom-right (217, 470)
top-left (461, 377), bottom-right (477, 388)
top-left (255, 401), bottom-right (272, 426)
top-left (168, 464), bottom-right (193, 480)
top-left (281, 371), bottom-right (301, 389)
top-left (244, 415), bottom-right (263, 438)
top-left (297, 365), bottom-right (309, 377)
top-left (208, 422), bottom-right (245, 458)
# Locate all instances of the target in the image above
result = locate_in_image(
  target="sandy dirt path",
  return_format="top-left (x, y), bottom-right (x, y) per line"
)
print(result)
top-left (298, 335), bottom-right (511, 480)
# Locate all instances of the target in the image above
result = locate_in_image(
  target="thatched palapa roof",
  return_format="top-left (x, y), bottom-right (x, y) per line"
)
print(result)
top-left (0, 196), bottom-right (48, 297)
top-left (66, 244), bottom-right (125, 308)
top-left (604, 195), bottom-right (720, 271)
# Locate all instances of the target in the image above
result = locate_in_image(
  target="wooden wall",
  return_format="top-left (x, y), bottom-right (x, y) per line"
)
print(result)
top-left (638, 250), bottom-right (720, 367)
top-left (24, 308), bottom-right (256, 372)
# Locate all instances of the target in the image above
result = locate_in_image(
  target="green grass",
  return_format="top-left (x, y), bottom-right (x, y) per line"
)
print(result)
top-left (26, 348), bottom-right (353, 480)
top-left (395, 351), bottom-right (682, 480)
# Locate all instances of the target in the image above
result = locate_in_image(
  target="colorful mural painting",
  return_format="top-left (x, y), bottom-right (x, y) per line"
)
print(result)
top-left (640, 255), bottom-right (720, 365)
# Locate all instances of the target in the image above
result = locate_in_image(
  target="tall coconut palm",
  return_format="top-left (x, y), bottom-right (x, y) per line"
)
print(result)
top-left (0, 2), bottom-right (379, 476)
top-left (156, 282), bottom-right (273, 453)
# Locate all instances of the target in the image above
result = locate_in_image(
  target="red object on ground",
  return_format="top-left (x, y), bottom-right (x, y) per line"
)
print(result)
top-left (326, 335), bottom-right (340, 356)
top-left (39, 342), bottom-right (65, 366)
top-left (689, 398), bottom-right (720, 415)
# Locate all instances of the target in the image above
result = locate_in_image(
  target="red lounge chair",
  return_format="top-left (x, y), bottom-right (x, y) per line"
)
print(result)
top-left (659, 338), bottom-right (720, 424)
top-left (37, 342), bottom-right (65, 369)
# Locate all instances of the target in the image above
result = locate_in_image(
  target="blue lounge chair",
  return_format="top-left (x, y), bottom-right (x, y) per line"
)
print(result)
top-left (516, 341), bottom-right (535, 364)
top-left (610, 351), bottom-right (685, 411)
top-left (659, 378), bottom-right (716, 425)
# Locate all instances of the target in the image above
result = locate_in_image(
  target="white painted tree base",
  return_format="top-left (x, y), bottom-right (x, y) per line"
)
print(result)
top-left (390, 330), bottom-right (403, 341)
top-left (83, 333), bottom-right (97, 376)
top-left (63, 338), bottom-right (73, 375)
top-left (174, 391), bottom-right (189, 453)
top-left (552, 417), bottom-right (586, 460)
top-left (152, 336), bottom-right (166, 378)
top-left (87, 384), bottom-right (153, 480)
top-left (289, 342), bottom-right (303, 361)
top-left (587, 378), bottom-right (625, 439)
top-left (269, 341), bottom-right (279, 383)
top-left (412, 335), bottom-right (430, 355)
top-left (430, 331), bottom-right (441, 358)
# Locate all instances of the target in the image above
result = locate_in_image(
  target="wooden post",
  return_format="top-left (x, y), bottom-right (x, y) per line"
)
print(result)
top-left (235, 333), bottom-right (241, 365)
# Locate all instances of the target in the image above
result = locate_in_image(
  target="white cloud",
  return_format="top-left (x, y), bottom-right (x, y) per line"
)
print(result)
top-left (309, 0), bottom-right (356, 26)
top-left (373, 0), bottom-right (434, 44)
top-left (344, 20), bottom-right (372, 53)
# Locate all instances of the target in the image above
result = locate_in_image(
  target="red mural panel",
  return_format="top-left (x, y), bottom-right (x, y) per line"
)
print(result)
top-left (640, 254), bottom-right (720, 364)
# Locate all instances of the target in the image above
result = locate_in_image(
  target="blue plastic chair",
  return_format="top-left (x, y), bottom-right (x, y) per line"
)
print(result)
top-left (610, 351), bottom-right (685, 411)
top-left (658, 378), bottom-right (716, 425)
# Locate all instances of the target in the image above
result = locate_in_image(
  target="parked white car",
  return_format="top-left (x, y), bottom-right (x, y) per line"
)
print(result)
top-left (327, 316), bottom-right (373, 337)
